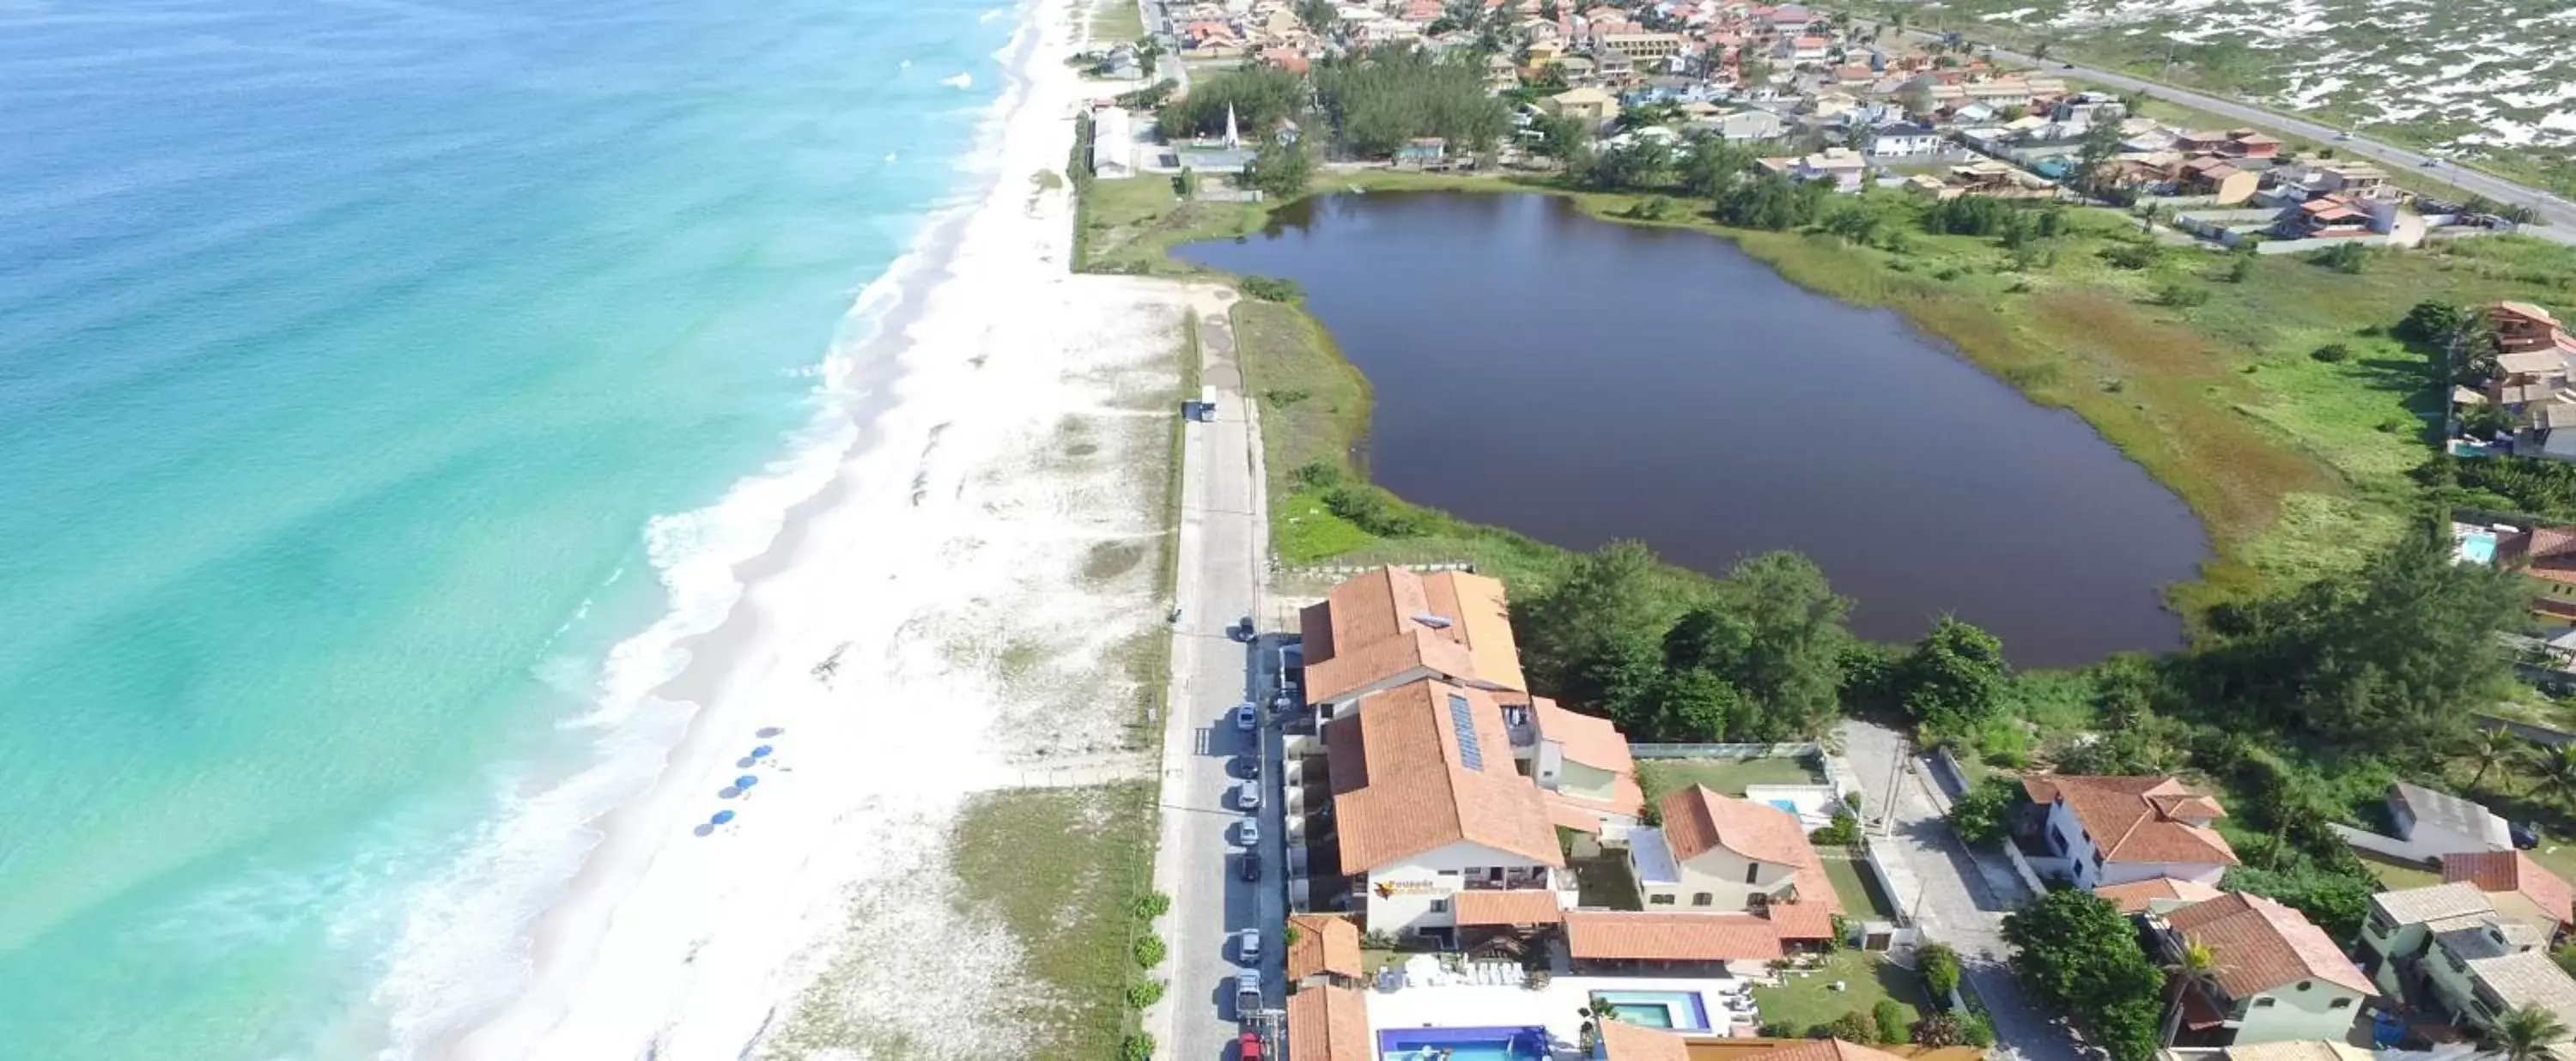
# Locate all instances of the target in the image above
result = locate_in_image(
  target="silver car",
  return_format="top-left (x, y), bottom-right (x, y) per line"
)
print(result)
top-left (1238, 816), bottom-right (1260, 846)
top-left (1236, 779), bottom-right (1261, 810)
top-left (1237, 928), bottom-right (1262, 964)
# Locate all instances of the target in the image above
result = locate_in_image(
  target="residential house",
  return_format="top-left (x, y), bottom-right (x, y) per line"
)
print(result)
top-left (2278, 196), bottom-right (2376, 239)
top-left (1284, 984), bottom-right (1370, 1061)
top-left (1907, 161), bottom-right (2057, 200)
top-left (2391, 781), bottom-right (2516, 858)
top-left (1626, 785), bottom-right (1841, 944)
top-left (1501, 694), bottom-right (1644, 832)
top-left (2220, 128), bottom-right (2282, 159)
top-left (2353, 881), bottom-right (2576, 1039)
top-left (1557, 55), bottom-right (1600, 83)
top-left (2487, 521), bottom-right (2576, 626)
top-left (1597, 30), bottom-right (1684, 59)
top-left (1868, 121), bottom-right (1943, 157)
top-left (1297, 565), bottom-right (1528, 725)
top-left (1261, 45), bottom-right (1313, 75)
top-left (2023, 774), bottom-right (2240, 889)
top-left (2096, 876), bottom-right (2227, 916)
top-left (1324, 678), bottom-right (1566, 942)
top-left (1561, 909), bottom-right (1785, 974)
top-left (1527, 37), bottom-right (1567, 65)
top-left (1394, 137), bottom-right (1448, 166)
top-left (2155, 893), bottom-right (2375, 1046)
top-left (2443, 851), bottom-right (2574, 939)
top-left (1807, 90), bottom-right (1859, 119)
top-left (2470, 303), bottom-right (2576, 463)
top-left (2050, 91), bottom-right (2127, 124)
top-left (1487, 52), bottom-right (1521, 90)
top-left (1541, 86), bottom-right (1619, 124)
top-left (1700, 106), bottom-right (1788, 142)
top-left (1757, 146), bottom-right (1868, 192)
top-left (1598, 1021), bottom-right (1694, 1061)
top-left (1285, 913), bottom-right (1365, 989)
top-left (1756, 3), bottom-right (1820, 36)
top-left (1091, 106), bottom-right (1134, 179)
top-left (1773, 34), bottom-right (1831, 63)
top-left (2174, 129), bottom-right (2233, 154)
top-left (1591, 48), bottom-right (1637, 82)
top-left (2178, 155), bottom-right (2260, 204)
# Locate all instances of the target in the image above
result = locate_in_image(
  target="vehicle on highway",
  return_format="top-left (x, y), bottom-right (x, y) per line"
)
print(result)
top-left (1234, 968), bottom-right (1263, 1018)
top-left (2060, 62), bottom-right (2073, 69)
top-left (1237, 928), bottom-right (1263, 963)
top-left (2335, 130), bottom-right (2354, 141)
top-left (1239, 850), bottom-right (1261, 881)
top-left (1234, 702), bottom-right (1259, 731)
top-left (1238, 816), bottom-right (1261, 846)
top-left (1237, 779), bottom-right (1261, 810)
top-left (2423, 157), bottom-right (2444, 167)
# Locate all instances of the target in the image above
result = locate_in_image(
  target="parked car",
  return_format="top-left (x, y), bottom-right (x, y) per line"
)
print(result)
top-left (2514, 820), bottom-right (2543, 849)
top-left (1238, 816), bottom-right (1260, 846)
top-left (1239, 850), bottom-right (1261, 881)
top-left (1234, 969), bottom-right (1263, 1018)
top-left (1237, 928), bottom-right (1263, 963)
top-left (1236, 779), bottom-right (1261, 810)
top-left (1238, 1029), bottom-right (1265, 1059)
top-left (1234, 703), bottom-right (1259, 731)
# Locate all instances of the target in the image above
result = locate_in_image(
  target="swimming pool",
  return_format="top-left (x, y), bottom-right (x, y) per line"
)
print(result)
top-left (1592, 989), bottom-right (1713, 1032)
top-left (1377, 1025), bottom-right (1552, 1060)
top-left (2459, 529), bottom-right (2500, 565)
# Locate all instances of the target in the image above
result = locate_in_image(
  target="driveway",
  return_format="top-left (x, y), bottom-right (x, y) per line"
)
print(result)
top-left (1839, 721), bottom-right (2087, 1061)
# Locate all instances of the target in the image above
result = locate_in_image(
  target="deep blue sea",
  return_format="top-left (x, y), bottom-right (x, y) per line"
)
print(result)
top-left (0, 0), bottom-right (1009, 1056)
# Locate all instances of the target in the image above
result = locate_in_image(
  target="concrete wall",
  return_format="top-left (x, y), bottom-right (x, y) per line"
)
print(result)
top-left (2230, 981), bottom-right (2369, 1044)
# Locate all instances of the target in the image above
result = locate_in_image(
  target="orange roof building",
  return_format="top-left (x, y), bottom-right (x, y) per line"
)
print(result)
top-left (1285, 985), bottom-right (1370, 1061)
top-left (2024, 774), bottom-right (2237, 890)
top-left (1327, 677), bottom-right (1564, 938)
top-left (2095, 876), bottom-right (2225, 915)
top-left (1285, 913), bottom-right (1364, 985)
top-left (1299, 566), bottom-right (1527, 713)
top-left (2445, 850), bottom-right (2576, 935)
top-left (1601, 1020), bottom-right (1694, 1061)
top-left (1629, 785), bottom-right (1840, 924)
top-left (2156, 893), bottom-right (2375, 1039)
top-left (1563, 910), bottom-right (1785, 968)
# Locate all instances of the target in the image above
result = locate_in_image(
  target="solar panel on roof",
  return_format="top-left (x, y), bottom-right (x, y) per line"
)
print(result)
top-left (1448, 694), bottom-right (1483, 769)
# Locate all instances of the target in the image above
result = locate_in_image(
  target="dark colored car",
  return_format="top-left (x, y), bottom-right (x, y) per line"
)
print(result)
top-left (2514, 820), bottom-right (2543, 849)
top-left (1239, 851), bottom-right (1261, 881)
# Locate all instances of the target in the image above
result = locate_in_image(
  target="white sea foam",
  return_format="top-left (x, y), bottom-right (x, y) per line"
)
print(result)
top-left (375, 0), bottom-right (1195, 1056)
top-left (942, 71), bottom-right (974, 88)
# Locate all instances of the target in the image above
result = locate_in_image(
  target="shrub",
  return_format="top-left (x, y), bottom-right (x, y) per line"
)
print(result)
top-left (1810, 811), bottom-right (1862, 846)
top-left (1874, 999), bottom-right (1911, 1045)
top-left (2312, 240), bottom-right (2368, 274)
top-left (1321, 483), bottom-right (1431, 537)
top-left (1263, 387), bottom-right (1310, 407)
top-left (1826, 1010), bottom-right (1882, 1045)
top-left (2099, 241), bottom-right (2159, 270)
top-left (1127, 979), bottom-right (1166, 1008)
top-left (1122, 1033), bottom-right (1157, 1061)
top-left (2154, 281), bottom-right (2209, 307)
top-left (2311, 343), bottom-right (2352, 363)
top-left (1291, 460), bottom-right (1342, 490)
top-left (1918, 941), bottom-right (1963, 997)
top-left (1133, 933), bottom-right (1168, 968)
top-left (1946, 774), bottom-right (2024, 845)
top-left (1759, 1021), bottom-right (1800, 1038)
top-left (1911, 1012), bottom-right (1968, 1046)
top-left (1133, 891), bottom-right (1171, 920)
top-left (1239, 276), bottom-right (1303, 302)
top-left (1960, 1009), bottom-right (1996, 1046)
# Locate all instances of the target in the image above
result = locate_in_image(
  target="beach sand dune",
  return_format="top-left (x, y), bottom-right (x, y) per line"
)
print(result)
top-left (437, 0), bottom-right (1203, 1055)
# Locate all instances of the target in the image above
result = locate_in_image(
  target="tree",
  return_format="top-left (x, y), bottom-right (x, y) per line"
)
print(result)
top-left (1245, 137), bottom-right (1312, 199)
top-left (1678, 135), bottom-right (1756, 197)
top-left (1917, 942), bottom-right (1963, 997)
top-left (2466, 725), bottom-right (2526, 792)
top-left (2158, 942), bottom-right (2225, 1046)
top-left (1946, 774), bottom-right (2025, 845)
top-left (1531, 112), bottom-right (1591, 161)
top-left (2537, 744), bottom-right (2576, 812)
top-left (1650, 667), bottom-right (1741, 742)
top-left (1571, 628), bottom-right (1668, 737)
top-left (2003, 889), bottom-right (2166, 1061)
top-left (2488, 1004), bottom-right (2570, 1061)
top-left (1293, 0), bottom-right (1336, 32)
top-left (1898, 617), bottom-right (2009, 737)
top-left (1157, 66), bottom-right (1303, 139)
top-left (1826, 1010), bottom-right (1883, 1045)
top-left (1313, 45), bottom-right (1514, 157)
top-left (1518, 541), bottom-right (1686, 693)
top-left (1577, 1001), bottom-right (1621, 1053)
top-left (2397, 300), bottom-right (2470, 344)
top-left (2075, 118), bottom-right (2126, 196)
top-left (1663, 552), bottom-right (1853, 740)
top-left (2224, 864), bottom-right (2378, 941)
top-left (1135, 36), bottom-right (1163, 77)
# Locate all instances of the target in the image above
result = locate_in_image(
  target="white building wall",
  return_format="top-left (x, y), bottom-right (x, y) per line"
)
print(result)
top-left (1637, 845), bottom-right (1795, 911)
top-left (2228, 982), bottom-right (2368, 1045)
top-left (1360, 840), bottom-right (1555, 937)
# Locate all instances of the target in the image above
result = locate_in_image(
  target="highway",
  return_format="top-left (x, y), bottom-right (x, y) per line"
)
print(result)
top-left (1911, 32), bottom-right (2576, 242)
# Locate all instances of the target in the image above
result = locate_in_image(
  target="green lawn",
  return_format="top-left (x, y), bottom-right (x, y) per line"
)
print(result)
top-left (1078, 176), bottom-right (1269, 276)
top-left (948, 784), bottom-right (1157, 1060)
top-left (1637, 757), bottom-right (1828, 803)
top-left (2357, 852), bottom-right (2443, 890)
top-left (1819, 853), bottom-right (1900, 920)
top-left (1748, 950), bottom-right (1930, 1036)
top-left (1086, 0), bottom-right (1143, 45)
top-left (1571, 852), bottom-right (1644, 910)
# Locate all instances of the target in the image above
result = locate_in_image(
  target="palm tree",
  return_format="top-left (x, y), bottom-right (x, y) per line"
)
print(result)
top-left (2537, 745), bottom-right (2576, 810)
top-left (2160, 943), bottom-right (2227, 1047)
top-left (2465, 726), bottom-right (2525, 792)
top-left (1577, 999), bottom-right (1621, 1053)
top-left (2488, 1003), bottom-right (2569, 1061)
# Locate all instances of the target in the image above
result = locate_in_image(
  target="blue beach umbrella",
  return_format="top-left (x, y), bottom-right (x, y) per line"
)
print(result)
top-left (750, 744), bottom-right (774, 758)
top-left (735, 775), bottom-right (759, 789)
top-left (711, 809), bottom-right (737, 825)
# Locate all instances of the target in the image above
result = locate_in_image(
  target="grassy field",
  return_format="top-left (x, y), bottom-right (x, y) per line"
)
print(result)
top-left (2356, 852), bottom-right (2443, 891)
top-left (949, 783), bottom-right (1157, 1061)
top-left (1819, 852), bottom-right (1901, 920)
top-left (1749, 950), bottom-right (1929, 1035)
top-left (1086, 0), bottom-right (1143, 45)
top-left (1636, 757), bottom-right (1831, 803)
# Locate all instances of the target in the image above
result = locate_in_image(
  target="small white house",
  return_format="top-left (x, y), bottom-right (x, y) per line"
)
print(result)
top-left (1868, 121), bottom-right (1944, 157)
top-left (2026, 774), bottom-right (2239, 890)
top-left (1091, 106), bottom-right (1134, 179)
top-left (2158, 893), bottom-right (2374, 1046)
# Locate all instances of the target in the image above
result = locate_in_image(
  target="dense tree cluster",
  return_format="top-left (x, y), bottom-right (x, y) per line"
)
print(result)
top-left (1312, 46), bottom-right (1511, 158)
top-left (1156, 66), bottom-right (1303, 140)
top-left (2002, 890), bottom-right (2163, 1061)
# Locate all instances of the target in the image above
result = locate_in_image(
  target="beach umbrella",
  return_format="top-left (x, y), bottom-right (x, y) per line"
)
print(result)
top-left (736, 775), bottom-right (759, 789)
top-left (750, 744), bottom-right (774, 758)
top-left (711, 809), bottom-right (737, 825)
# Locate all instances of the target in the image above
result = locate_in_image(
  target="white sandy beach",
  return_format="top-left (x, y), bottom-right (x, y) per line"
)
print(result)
top-left (409, 0), bottom-right (1197, 1055)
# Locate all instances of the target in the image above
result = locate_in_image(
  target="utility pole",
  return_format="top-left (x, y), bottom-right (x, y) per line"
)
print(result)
top-left (1879, 733), bottom-right (1911, 839)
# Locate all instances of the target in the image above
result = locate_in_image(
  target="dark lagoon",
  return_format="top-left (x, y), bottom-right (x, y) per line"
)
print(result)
top-left (1181, 191), bottom-right (2210, 666)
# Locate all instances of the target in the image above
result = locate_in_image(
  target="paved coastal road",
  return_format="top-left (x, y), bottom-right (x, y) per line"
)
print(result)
top-left (1840, 722), bottom-right (2083, 1061)
top-left (1148, 288), bottom-right (1280, 1060)
top-left (1882, 23), bottom-right (2576, 242)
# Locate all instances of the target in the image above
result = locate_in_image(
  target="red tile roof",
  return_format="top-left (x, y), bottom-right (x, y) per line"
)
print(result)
top-left (1285, 985), bottom-right (1370, 1061)
top-left (1326, 679), bottom-right (1563, 871)
top-left (2445, 851), bottom-right (2576, 929)
top-left (2096, 876), bottom-right (2225, 913)
top-left (1601, 1021), bottom-right (1692, 1061)
top-left (1563, 910), bottom-right (1784, 961)
top-left (1286, 914), bottom-right (1363, 981)
top-left (1735, 1040), bottom-right (1916, 1061)
top-left (2024, 774), bottom-right (2239, 868)
top-left (2166, 892), bottom-right (2375, 997)
top-left (1454, 888), bottom-right (1565, 925)
top-left (1299, 567), bottom-right (1525, 703)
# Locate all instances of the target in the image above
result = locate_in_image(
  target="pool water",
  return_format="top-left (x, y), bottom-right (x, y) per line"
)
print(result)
top-left (1378, 1025), bottom-right (1552, 1060)
top-left (1593, 989), bottom-right (1714, 1032)
top-left (2460, 530), bottom-right (2500, 565)
top-left (1767, 799), bottom-right (1801, 814)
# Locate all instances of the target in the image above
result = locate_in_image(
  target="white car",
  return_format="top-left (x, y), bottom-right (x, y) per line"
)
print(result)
top-left (1237, 779), bottom-right (1261, 810)
top-left (1237, 928), bottom-right (1263, 963)
top-left (1234, 703), bottom-right (1259, 731)
top-left (1238, 816), bottom-right (1261, 846)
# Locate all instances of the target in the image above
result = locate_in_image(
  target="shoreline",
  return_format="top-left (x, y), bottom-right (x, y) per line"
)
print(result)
top-left (429, 0), bottom-right (1198, 1054)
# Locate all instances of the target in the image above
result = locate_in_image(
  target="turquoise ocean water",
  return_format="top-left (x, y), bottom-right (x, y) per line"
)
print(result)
top-left (0, 0), bottom-right (1011, 1056)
